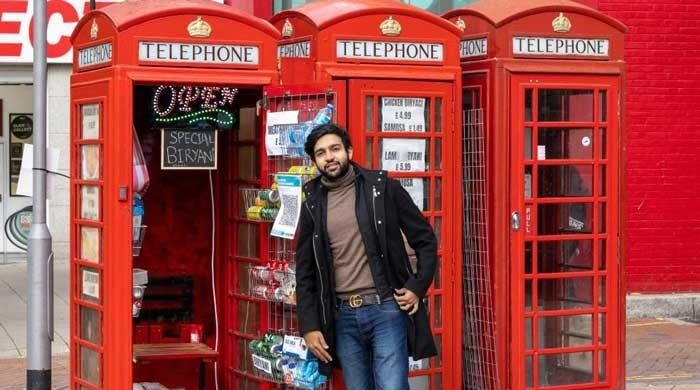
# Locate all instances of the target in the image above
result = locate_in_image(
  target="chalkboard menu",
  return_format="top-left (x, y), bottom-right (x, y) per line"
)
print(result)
top-left (161, 129), bottom-right (218, 170)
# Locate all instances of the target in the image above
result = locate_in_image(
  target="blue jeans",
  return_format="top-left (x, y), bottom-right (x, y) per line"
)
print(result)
top-left (334, 299), bottom-right (410, 390)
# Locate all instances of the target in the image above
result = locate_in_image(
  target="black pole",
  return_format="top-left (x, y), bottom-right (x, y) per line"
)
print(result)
top-left (90, 0), bottom-right (95, 10)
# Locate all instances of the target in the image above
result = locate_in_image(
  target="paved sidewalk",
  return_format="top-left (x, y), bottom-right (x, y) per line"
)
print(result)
top-left (0, 260), bottom-right (70, 360)
top-left (1, 259), bottom-right (700, 388)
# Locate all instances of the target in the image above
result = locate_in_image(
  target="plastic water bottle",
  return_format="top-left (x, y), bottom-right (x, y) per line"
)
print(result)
top-left (312, 104), bottom-right (334, 125)
top-left (133, 194), bottom-right (144, 241)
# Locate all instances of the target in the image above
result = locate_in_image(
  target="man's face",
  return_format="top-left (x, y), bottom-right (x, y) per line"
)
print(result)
top-left (312, 134), bottom-right (353, 180)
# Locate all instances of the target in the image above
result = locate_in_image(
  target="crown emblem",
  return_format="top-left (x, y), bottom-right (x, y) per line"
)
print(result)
top-left (188, 17), bottom-right (212, 38)
top-left (380, 16), bottom-right (401, 37)
top-left (90, 20), bottom-right (98, 40)
top-left (552, 12), bottom-right (571, 33)
top-left (282, 19), bottom-right (293, 38)
top-left (455, 17), bottom-right (466, 32)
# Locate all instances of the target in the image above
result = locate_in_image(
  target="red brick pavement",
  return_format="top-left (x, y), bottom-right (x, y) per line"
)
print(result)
top-left (626, 318), bottom-right (700, 385)
top-left (0, 320), bottom-right (699, 388)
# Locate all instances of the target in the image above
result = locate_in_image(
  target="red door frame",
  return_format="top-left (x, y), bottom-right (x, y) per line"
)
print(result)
top-left (348, 78), bottom-right (460, 390)
top-left (509, 73), bottom-right (621, 390)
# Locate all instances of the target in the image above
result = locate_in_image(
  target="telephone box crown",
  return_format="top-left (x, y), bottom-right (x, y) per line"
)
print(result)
top-left (552, 12), bottom-right (572, 33)
top-left (188, 16), bottom-right (212, 38)
top-left (282, 19), bottom-right (293, 38)
top-left (380, 16), bottom-right (401, 37)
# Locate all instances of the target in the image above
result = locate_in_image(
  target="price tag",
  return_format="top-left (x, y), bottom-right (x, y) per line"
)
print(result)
top-left (282, 335), bottom-right (308, 360)
top-left (252, 354), bottom-right (273, 374)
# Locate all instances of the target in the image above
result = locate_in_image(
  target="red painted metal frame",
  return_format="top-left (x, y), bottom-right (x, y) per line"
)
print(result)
top-left (70, 1), bottom-right (279, 388)
top-left (510, 74), bottom-right (621, 390)
top-left (349, 78), bottom-right (459, 390)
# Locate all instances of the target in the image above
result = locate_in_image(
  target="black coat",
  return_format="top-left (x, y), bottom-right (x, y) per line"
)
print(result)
top-left (295, 163), bottom-right (438, 376)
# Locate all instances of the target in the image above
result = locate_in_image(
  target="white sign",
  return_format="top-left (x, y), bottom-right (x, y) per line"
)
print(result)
top-left (16, 144), bottom-right (60, 198)
top-left (336, 40), bottom-right (443, 62)
top-left (381, 97), bottom-right (426, 132)
top-left (381, 138), bottom-right (426, 172)
top-left (271, 174), bottom-right (303, 240)
top-left (513, 37), bottom-right (609, 57)
top-left (252, 354), bottom-right (273, 374)
top-left (77, 42), bottom-right (112, 68)
top-left (282, 335), bottom-right (309, 360)
top-left (265, 110), bottom-right (299, 156)
top-left (398, 177), bottom-right (424, 211)
top-left (138, 41), bottom-right (259, 65)
top-left (81, 104), bottom-right (100, 139)
top-left (278, 40), bottom-right (310, 58)
top-left (82, 269), bottom-right (100, 299)
top-left (460, 38), bottom-right (487, 58)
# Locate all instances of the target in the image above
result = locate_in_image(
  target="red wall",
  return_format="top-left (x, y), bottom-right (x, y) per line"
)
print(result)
top-left (593, 0), bottom-right (700, 292)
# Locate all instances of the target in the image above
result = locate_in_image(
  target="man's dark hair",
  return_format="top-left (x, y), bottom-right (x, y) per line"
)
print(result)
top-left (304, 123), bottom-right (352, 158)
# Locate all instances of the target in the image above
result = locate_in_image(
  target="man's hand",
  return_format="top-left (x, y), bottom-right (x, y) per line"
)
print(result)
top-left (394, 288), bottom-right (419, 315)
top-left (303, 331), bottom-right (332, 363)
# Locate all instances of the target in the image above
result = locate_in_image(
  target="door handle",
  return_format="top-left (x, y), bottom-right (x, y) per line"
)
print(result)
top-left (511, 211), bottom-right (521, 231)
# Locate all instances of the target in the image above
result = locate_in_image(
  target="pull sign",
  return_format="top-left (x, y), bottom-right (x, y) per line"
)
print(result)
top-left (511, 211), bottom-right (521, 231)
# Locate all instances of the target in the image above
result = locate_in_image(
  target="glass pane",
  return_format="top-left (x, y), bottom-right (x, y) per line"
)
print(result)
top-left (598, 91), bottom-right (607, 122)
top-left (538, 277), bottom-right (593, 310)
top-left (435, 97), bottom-right (442, 132)
top-left (80, 267), bottom-right (100, 303)
top-left (434, 334), bottom-right (442, 367)
top-left (237, 261), bottom-right (254, 293)
top-left (435, 138), bottom-right (442, 171)
top-left (598, 165), bottom-right (606, 196)
top-left (525, 165), bottom-right (533, 199)
top-left (80, 306), bottom-right (101, 344)
top-left (599, 277), bottom-right (606, 307)
top-left (598, 203), bottom-right (607, 233)
top-left (525, 241), bottom-right (533, 274)
top-left (81, 145), bottom-right (100, 180)
top-left (80, 226), bottom-right (100, 263)
top-left (434, 373), bottom-right (442, 390)
top-left (538, 239), bottom-right (594, 273)
top-left (599, 350), bottom-right (607, 381)
top-left (379, 97), bottom-right (429, 132)
top-left (365, 138), bottom-right (374, 168)
top-left (397, 177), bottom-right (428, 211)
top-left (538, 314), bottom-right (593, 349)
top-left (525, 89), bottom-right (533, 122)
top-left (525, 317), bottom-right (533, 349)
top-left (538, 128), bottom-right (594, 160)
top-left (238, 107), bottom-right (257, 141)
top-left (432, 217), bottom-right (442, 246)
top-left (463, 89), bottom-right (474, 111)
top-left (434, 177), bottom-right (442, 211)
top-left (236, 224), bottom-right (259, 258)
top-left (538, 165), bottom-right (593, 197)
top-left (599, 128), bottom-right (607, 159)
top-left (598, 240), bottom-right (607, 271)
top-left (525, 355), bottom-right (534, 387)
top-left (237, 300), bottom-right (260, 334)
top-left (365, 95), bottom-right (373, 131)
top-left (380, 138), bottom-right (429, 171)
top-left (237, 146), bottom-right (258, 180)
top-left (81, 104), bottom-right (100, 139)
top-left (80, 186), bottom-right (100, 221)
top-left (599, 313), bottom-right (606, 344)
top-left (80, 346), bottom-right (101, 385)
top-left (539, 351), bottom-right (593, 386)
top-left (434, 295), bottom-right (442, 328)
top-left (538, 89), bottom-right (594, 122)
top-left (434, 259), bottom-right (441, 289)
top-left (525, 280), bottom-right (533, 312)
top-left (525, 127), bottom-right (532, 160)
top-left (538, 203), bottom-right (593, 235)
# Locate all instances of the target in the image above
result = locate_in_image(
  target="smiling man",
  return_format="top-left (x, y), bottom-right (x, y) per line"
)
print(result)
top-left (295, 123), bottom-right (438, 389)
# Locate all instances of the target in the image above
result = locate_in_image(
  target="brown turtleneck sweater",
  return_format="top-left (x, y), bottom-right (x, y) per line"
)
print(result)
top-left (321, 165), bottom-right (377, 299)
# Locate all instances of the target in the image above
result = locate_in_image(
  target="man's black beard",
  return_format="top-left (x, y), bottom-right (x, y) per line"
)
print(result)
top-left (321, 160), bottom-right (350, 181)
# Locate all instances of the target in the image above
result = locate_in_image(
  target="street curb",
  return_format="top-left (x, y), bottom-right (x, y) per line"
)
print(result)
top-left (627, 293), bottom-right (700, 320)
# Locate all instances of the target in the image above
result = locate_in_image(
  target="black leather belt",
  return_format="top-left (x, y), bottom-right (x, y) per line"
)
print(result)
top-left (336, 294), bottom-right (392, 309)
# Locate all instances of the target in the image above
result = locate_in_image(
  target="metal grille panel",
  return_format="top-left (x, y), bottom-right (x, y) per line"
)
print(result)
top-left (462, 107), bottom-right (500, 390)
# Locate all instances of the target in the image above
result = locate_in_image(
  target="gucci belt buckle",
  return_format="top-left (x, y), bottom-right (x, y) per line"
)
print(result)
top-left (348, 294), bottom-right (364, 308)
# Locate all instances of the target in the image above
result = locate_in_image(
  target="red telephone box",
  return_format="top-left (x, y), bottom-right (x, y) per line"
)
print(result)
top-left (443, 1), bottom-right (626, 389)
top-left (69, 0), bottom-right (279, 388)
top-left (267, 1), bottom-right (462, 389)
